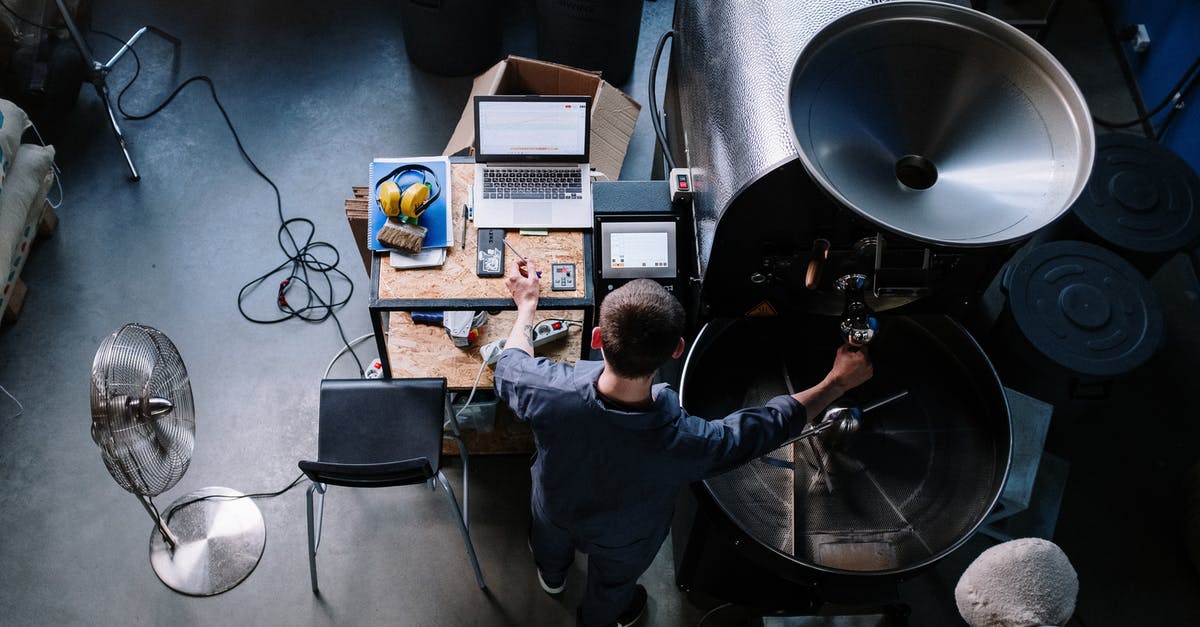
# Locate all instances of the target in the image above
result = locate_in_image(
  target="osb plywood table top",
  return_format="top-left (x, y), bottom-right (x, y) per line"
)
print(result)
top-left (386, 309), bottom-right (587, 389)
top-left (372, 163), bottom-right (591, 306)
top-left (368, 161), bottom-right (594, 454)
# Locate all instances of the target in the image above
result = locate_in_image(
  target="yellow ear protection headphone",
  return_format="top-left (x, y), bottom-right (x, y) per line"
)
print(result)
top-left (375, 164), bottom-right (442, 221)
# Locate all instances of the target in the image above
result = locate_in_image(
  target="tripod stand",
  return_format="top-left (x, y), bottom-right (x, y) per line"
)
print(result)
top-left (53, 0), bottom-right (179, 181)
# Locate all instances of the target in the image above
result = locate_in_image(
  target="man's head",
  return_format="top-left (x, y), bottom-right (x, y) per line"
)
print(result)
top-left (593, 279), bottom-right (685, 379)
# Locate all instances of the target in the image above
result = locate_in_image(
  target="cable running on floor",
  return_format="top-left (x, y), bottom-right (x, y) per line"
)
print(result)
top-left (88, 28), bottom-right (365, 375)
top-left (1092, 55), bottom-right (1200, 141)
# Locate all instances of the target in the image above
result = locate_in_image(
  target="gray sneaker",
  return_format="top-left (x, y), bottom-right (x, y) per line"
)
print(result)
top-left (537, 569), bottom-right (566, 595)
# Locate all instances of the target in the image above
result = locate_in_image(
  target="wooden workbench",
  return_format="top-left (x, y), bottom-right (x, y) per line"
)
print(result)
top-left (374, 164), bottom-right (590, 304)
top-left (367, 161), bottom-right (595, 453)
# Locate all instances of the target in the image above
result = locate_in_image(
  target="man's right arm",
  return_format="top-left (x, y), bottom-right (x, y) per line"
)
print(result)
top-left (495, 257), bottom-right (549, 418)
top-left (503, 258), bottom-right (540, 356)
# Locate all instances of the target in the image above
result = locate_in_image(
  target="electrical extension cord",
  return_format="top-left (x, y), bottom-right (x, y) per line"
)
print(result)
top-left (480, 320), bottom-right (573, 366)
top-left (532, 320), bottom-right (572, 345)
top-left (480, 340), bottom-right (506, 366)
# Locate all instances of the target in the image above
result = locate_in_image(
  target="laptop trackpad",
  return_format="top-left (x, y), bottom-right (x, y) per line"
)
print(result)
top-left (513, 201), bottom-right (553, 226)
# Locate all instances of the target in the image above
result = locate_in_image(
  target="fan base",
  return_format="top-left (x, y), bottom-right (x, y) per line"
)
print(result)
top-left (148, 486), bottom-right (266, 596)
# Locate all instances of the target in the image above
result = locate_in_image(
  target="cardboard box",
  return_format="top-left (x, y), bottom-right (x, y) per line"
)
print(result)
top-left (442, 55), bottom-right (641, 181)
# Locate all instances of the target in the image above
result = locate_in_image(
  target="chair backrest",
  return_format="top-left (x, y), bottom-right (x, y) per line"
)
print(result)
top-left (299, 378), bottom-right (448, 488)
top-left (299, 459), bottom-right (433, 488)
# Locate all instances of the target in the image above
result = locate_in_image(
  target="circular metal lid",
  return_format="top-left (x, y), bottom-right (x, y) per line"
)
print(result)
top-left (1007, 240), bottom-right (1163, 376)
top-left (1071, 133), bottom-right (1200, 254)
top-left (680, 315), bottom-right (1010, 577)
top-left (788, 1), bottom-right (1094, 246)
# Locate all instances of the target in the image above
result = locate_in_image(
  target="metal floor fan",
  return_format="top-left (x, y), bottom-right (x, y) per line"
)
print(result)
top-left (90, 323), bottom-right (265, 596)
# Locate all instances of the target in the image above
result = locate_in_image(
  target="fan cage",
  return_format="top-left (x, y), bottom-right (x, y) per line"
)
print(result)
top-left (90, 324), bottom-right (195, 497)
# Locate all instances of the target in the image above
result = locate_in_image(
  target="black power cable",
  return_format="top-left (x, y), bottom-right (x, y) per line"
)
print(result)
top-left (1155, 65), bottom-right (1200, 141)
top-left (1093, 55), bottom-right (1200, 131)
top-left (165, 473), bottom-right (306, 520)
top-left (92, 29), bottom-right (366, 375)
top-left (648, 30), bottom-right (677, 173)
top-left (0, 0), bottom-right (53, 30)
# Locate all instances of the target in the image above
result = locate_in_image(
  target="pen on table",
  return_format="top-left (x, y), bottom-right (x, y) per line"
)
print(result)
top-left (461, 204), bottom-right (468, 249)
top-left (503, 239), bottom-right (542, 278)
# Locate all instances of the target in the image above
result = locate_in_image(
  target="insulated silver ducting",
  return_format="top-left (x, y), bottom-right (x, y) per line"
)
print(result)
top-left (669, 0), bottom-right (1094, 314)
top-left (672, 0), bottom-right (880, 277)
top-left (788, 2), bottom-right (1094, 246)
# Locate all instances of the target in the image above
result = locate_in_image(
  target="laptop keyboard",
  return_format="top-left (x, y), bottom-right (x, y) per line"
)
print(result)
top-left (481, 167), bottom-right (584, 200)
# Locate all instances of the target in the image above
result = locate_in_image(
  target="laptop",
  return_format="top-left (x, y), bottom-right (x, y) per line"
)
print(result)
top-left (472, 95), bottom-right (593, 229)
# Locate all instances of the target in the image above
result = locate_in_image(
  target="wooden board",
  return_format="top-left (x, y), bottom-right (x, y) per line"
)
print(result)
top-left (386, 309), bottom-right (586, 389)
top-left (390, 307), bottom-right (588, 455)
top-left (2, 279), bottom-right (26, 324)
top-left (36, 201), bottom-right (57, 239)
top-left (375, 164), bottom-right (588, 302)
top-left (345, 186), bottom-right (372, 276)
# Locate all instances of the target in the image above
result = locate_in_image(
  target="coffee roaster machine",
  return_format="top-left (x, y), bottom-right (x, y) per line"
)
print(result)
top-left (662, 0), bottom-right (1098, 617)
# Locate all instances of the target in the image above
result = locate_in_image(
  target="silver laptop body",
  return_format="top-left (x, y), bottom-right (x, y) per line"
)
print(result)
top-left (472, 95), bottom-right (594, 229)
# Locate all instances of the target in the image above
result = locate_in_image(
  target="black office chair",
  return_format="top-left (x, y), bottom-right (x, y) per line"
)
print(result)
top-left (298, 378), bottom-right (486, 593)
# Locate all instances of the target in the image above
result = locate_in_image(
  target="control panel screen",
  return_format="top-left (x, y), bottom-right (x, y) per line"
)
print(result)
top-left (600, 220), bottom-right (677, 279)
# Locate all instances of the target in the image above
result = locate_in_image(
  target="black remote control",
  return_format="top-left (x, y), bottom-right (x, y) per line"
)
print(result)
top-left (476, 228), bottom-right (505, 277)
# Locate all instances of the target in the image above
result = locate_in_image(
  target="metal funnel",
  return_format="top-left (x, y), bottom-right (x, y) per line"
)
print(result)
top-left (788, 1), bottom-right (1094, 246)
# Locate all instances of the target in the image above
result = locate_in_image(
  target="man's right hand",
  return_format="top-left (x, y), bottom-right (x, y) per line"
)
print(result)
top-left (504, 259), bottom-right (541, 312)
top-left (502, 259), bottom-right (541, 357)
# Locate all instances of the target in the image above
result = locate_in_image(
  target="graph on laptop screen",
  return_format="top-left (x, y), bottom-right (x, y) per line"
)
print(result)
top-left (477, 100), bottom-right (588, 157)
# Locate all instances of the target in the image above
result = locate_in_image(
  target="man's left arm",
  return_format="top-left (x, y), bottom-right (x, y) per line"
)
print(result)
top-left (698, 395), bottom-right (805, 477)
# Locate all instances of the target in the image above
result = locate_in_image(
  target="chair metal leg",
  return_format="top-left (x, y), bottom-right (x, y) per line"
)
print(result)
top-left (444, 397), bottom-right (470, 531)
top-left (446, 432), bottom-right (471, 530)
top-left (437, 471), bottom-right (486, 589)
top-left (306, 482), bottom-right (327, 594)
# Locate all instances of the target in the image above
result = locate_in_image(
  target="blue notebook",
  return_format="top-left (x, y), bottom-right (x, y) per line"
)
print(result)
top-left (368, 156), bottom-right (453, 251)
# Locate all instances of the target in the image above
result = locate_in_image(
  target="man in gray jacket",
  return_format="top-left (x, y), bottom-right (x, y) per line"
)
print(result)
top-left (494, 260), bottom-right (872, 627)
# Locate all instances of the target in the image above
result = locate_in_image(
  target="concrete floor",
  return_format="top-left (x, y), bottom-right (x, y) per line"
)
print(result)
top-left (0, 0), bottom-right (1197, 625)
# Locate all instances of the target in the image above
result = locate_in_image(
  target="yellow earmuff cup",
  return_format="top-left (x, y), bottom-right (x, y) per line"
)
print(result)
top-left (400, 183), bottom-right (431, 219)
top-left (378, 180), bottom-right (401, 217)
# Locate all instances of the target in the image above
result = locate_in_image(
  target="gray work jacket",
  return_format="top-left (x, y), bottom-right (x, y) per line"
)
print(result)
top-left (493, 348), bottom-right (807, 551)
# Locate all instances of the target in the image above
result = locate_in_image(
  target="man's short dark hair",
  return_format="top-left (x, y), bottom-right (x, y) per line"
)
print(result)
top-left (598, 279), bottom-right (685, 378)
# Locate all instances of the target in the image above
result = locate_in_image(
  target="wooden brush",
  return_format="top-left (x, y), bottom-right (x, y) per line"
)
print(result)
top-left (377, 217), bottom-right (427, 254)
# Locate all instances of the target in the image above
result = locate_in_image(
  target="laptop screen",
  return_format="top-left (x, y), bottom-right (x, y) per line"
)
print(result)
top-left (474, 95), bottom-right (591, 164)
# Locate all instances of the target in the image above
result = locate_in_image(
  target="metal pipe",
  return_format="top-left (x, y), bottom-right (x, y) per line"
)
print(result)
top-left (137, 494), bottom-right (180, 549)
top-left (861, 389), bottom-right (909, 413)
